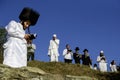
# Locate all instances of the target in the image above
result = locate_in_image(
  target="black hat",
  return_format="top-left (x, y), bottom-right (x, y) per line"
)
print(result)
top-left (19, 7), bottom-right (40, 26)
top-left (75, 47), bottom-right (80, 51)
top-left (83, 49), bottom-right (88, 52)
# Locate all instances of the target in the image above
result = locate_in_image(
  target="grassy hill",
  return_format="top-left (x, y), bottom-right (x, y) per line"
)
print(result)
top-left (28, 60), bottom-right (120, 80)
top-left (0, 52), bottom-right (120, 80)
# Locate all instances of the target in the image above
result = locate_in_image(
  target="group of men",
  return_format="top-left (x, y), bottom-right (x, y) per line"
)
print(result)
top-left (48, 34), bottom-right (117, 72)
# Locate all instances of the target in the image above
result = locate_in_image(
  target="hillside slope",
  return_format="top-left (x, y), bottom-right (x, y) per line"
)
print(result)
top-left (28, 61), bottom-right (120, 80)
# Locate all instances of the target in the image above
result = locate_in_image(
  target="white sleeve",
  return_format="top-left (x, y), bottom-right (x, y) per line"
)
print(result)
top-left (56, 39), bottom-right (60, 45)
top-left (71, 52), bottom-right (73, 56)
top-left (32, 44), bottom-right (36, 50)
top-left (54, 39), bottom-right (60, 46)
top-left (63, 49), bottom-right (67, 56)
top-left (6, 20), bottom-right (24, 39)
top-left (110, 64), bottom-right (112, 67)
top-left (97, 56), bottom-right (101, 62)
top-left (49, 40), bottom-right (53, 49)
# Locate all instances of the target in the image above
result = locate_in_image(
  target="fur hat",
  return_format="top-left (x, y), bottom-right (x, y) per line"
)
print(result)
top-left (19, 7), bottom-right (40, 26)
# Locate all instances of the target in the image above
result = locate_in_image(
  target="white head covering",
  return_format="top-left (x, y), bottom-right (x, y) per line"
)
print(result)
top-left (100, 50), bottom-right (104, 53)
top-left (53, 34), bottom-right (57, 37)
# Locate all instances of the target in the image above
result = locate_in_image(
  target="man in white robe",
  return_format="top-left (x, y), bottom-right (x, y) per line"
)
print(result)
top-left (48, 34), bottom-right (60, 62)
top-left (97, 50), bottom-right (107, 72)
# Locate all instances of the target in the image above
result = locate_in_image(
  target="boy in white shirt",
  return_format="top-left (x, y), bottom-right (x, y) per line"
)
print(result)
top-left (27, 39), bottom-right (36, 61)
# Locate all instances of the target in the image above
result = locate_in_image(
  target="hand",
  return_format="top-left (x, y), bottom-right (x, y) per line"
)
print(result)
top-left (67, 51), bottom-right (69, 54)
top-left (24, 34), bottom-right (30, 40)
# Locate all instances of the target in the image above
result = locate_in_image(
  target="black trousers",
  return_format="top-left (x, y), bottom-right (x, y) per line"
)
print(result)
top-left (74, 59), bottom-right (80, 64)
top-left (64, 59), bottom-right (72, 63)
top-left (27, 52), bottom-right (34, 61)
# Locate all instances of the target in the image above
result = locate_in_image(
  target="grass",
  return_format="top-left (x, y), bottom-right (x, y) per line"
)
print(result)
top-left (0, 51), bottom-right (119, 80)
top-left (27, 60), bottom-right (120, 80)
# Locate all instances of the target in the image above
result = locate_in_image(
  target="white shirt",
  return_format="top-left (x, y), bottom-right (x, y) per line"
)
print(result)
top-left (27, 43), bottom-right (36, 53)
top-left (110, 64), bottom-right (117, 72)
top-left (63, 49), bottom-right (73, 60)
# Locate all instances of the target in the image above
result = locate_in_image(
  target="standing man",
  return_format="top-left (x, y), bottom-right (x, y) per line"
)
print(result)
top-left (27, 39), bottom-right (36, 61)
top-left (81, 49), bottom-right (92, 67)
top-left (63, 44), bottom-right (73, 63)
top-left (97, 50), bottom-right (107, 72)
top-left (3, 7), bottom-right (40, 68)
top-left (48, 34), bottom-right (60, 62)
top-left (73, 47), bottom-right (81, 64)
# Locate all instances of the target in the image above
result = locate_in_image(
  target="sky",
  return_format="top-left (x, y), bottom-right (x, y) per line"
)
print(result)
top-left (0, 0), bottom-right (120, 68)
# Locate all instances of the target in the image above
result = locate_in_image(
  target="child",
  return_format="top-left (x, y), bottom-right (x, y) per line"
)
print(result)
top-left (110, 60), bottom-right (117, 72)
top-left (93, 64), bottom-right (98, 70)
top-left (3, 7), bottom-right (40, 68)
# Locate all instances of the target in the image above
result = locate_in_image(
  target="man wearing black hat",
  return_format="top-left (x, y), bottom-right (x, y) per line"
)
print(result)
top-left (73, 47), bottom-right (82, 64)
top-left (3, 7), bottom-right (40, 68)
top-left (81, 49), bottom-right (92, 67)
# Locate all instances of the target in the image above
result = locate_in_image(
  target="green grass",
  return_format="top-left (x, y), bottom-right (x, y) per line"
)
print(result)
top-left (27, 60), bottom-right (120, 80)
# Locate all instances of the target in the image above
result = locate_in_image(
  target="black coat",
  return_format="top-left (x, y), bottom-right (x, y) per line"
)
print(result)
top-left (81, 55), bottom-right (92, 66)
top-left (73, 53), bottom-right (81, 64)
